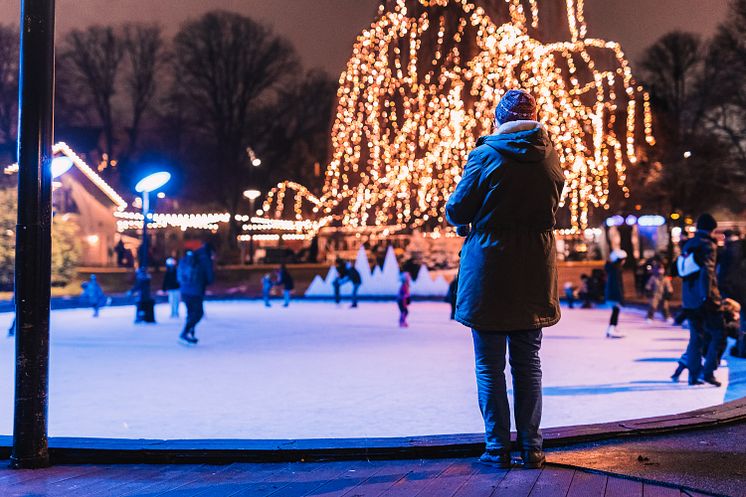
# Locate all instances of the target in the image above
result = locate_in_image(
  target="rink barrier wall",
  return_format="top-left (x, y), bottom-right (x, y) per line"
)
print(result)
top-left (1, 398), bottom-right (744, 464)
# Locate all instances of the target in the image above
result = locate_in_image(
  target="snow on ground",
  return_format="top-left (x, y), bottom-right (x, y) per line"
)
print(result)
top-left (0, 301), bottom-right (742, 440)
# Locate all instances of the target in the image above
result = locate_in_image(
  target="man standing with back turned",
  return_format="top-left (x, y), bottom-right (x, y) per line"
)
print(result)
top-left (446, 89), bottom-right (565, 469)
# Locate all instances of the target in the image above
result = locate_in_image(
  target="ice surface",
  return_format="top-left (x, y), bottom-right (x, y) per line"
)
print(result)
top-left (0, 302), bottom-right (741, 440)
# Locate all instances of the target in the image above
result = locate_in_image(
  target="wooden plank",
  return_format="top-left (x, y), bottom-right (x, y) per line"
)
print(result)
top-left (411, 459), bottom-right (479, 497)
top-left (566, 471), bottom-right (607, 497)
top-left (40, 464), bottom-right (154, 497)
top-left (74, 464), bottom-right (201, 497)
top-left (0, 463), bottom-right (100, 487)
top-left (266, 461), bottom-right (369, 497)
top-left (300, 460), bottom-right (387, 497)
top-left (338, 459), bottom-right (420, 497)
top-left (451, 463), bottom-right (508, 497)
top-left (0, 465), bottom-right (116, 496)
top-left (227, 462), bottom-right (328, 497)
top-left (492, 467), bottom-right (542, 497)
top-left (377, 459), bottom-right (455, 497)
top-left (110, 464), bottom-right (215, 497)
top-left (190, 463), bottom-right (294, 497)
top-left (153, 463), bottom-right (265, 497)
top-left (528, 467), bottom-right (575, 497)
top-left (604, 476), bottom-right (642, 497)
top-left (641, 483), bottom-right (681, 497)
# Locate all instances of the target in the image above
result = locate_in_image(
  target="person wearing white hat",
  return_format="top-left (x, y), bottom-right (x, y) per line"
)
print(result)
top-left (604, 249), bottom-right (628, 338)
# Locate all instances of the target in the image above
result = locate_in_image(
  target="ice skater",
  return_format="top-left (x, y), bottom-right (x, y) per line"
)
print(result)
top-left (397, 272), bottom-right (411, 327)
top-left (129, 267), bottom-right (155, 323)
top-left (645, 266), bottom-right (673, 323)
top-left (680, 214), bottom-right (723, 386)
top-left (162, 257), bottom-right (181, 318)
top-left (333, 260), bottom-right (362, 308)
top-left (446, 89), bottom-right (565, 469)
top-left (563, 282), bottom-right (577, 309)
top-left (178, 244), bottom-right (215, 345)
top-left (277, 264), bottom-right (295, 307)
top-left (446, 276), bottom-right (458, 320)
top-left (81, 274), bottom-right (106, 317)
top-left (262, 273), bottom-right (274, 307)
top-left (604, 250), bottom-right (627, 338)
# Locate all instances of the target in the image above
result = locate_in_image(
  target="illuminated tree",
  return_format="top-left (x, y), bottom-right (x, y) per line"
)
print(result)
top-left (263, 0), bottom-right (654, 231)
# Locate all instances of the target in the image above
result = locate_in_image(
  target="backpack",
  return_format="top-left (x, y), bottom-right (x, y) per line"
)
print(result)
top-left (676, 252), bottom-right (700, 278)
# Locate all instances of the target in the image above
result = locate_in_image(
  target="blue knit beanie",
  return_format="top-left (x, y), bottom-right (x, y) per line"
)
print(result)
top-left (495, 89), bottom-right (537, 124)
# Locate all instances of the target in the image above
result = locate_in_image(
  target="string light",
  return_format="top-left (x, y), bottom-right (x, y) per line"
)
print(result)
top-left (114, 211), bottom-right (230, 232)
top-left (262, 0), bottom-right (653, 230)
top-left (4, 142), bottom-right (129, 210)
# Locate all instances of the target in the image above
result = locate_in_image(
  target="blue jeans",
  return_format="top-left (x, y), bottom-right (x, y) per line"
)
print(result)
top-left (472, 329), bottom-right (543, 452)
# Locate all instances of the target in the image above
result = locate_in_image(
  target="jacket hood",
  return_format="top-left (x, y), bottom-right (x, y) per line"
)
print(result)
top-left (477, 120), bottom-right (552, 163)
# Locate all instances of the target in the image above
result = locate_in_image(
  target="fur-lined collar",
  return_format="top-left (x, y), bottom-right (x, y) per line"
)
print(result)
top-left (495, 120), bottom-right (543, 135)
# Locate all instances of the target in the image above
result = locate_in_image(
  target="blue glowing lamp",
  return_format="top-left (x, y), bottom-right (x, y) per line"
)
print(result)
top-left (51, 156), bottom-right (74, 179)
top-left (135, 172), bottom-right (171, 193)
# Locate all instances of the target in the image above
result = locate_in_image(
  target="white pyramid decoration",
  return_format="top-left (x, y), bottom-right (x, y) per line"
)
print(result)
top-left (305, 266), bottom-right (339, 296)
top-left (304, 245), bottom-right (448, 298)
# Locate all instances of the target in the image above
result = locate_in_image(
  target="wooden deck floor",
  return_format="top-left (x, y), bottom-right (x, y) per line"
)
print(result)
top-left (0, 459), bottom-right (711, 497)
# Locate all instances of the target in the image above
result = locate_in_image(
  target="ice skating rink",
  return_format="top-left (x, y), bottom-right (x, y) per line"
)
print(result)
top-left (1, 301), bottom-right (743, 440)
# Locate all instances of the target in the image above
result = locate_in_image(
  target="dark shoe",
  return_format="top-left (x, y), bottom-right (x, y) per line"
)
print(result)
top-left (702, 375), bottom-right (721, 387)
top-left (671, 363), bottom-right (686, 382)
top-left (520, 450), bottom-right (545, 469)
top-left (689, 378), bottom-right (704, 386)
top-left (478, 451), bottom-right (512, 468)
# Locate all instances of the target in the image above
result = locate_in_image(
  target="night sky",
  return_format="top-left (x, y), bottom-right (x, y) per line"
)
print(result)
top-left (0, 0), bottom-right (730, 75)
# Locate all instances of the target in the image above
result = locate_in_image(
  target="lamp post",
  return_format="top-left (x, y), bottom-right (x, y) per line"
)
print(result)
top-left (134, 171), bottom-right (171, 322)
top-left (12, 0), bottom-right (55, 470)
top-left (243, 189), bottom-right (261, 265)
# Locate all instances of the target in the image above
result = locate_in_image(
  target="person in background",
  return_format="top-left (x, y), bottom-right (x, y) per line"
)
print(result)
top-left (446, 276), bottom-right (458, 320)
top-left (604, 250), bottom-right (627, 338)
top-left (718, 230), bottom-right (745, 338)
top-left (82, 274), bottom-right (106, 317)
top-left (578, 274), bottom-right (592, 308)
top-left (129, 267), bottom-right (154, 323)
top-left (177, 244), bottom-right (215, 345)
top-left (680, 213), bottom-right (723, 386)
top-left (277, 264), bottom-right (295, 307)
top-left (7, 294), bottom-right (15, 338)
top-left (563, 281), bottom-right (577, 309)
top-left (162, 257), bottom-right (181, 318)
top-left (446, 88), bottom-right (565, 470)
top-left (397, 272), bottom-right (411, 328)
top-left (645, 265), bottom-right (673, 323)
top-left (262, 273), bottom-right (274, 307)
top-left (333, 260), bottom-right (362, 308)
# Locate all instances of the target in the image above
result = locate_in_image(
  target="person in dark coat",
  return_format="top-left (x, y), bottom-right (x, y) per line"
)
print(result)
top-left (681, 214), bottom-right (723, 386)
top-left (446, 89), bottom-right (565, 470)
top-left (446, 276), bottom-right (458, 320)
top-left (129, 267), bottom-right (154, 323)
top-left (277, 264), bottom-right (295, 307)
top-left (718, 230), bottom-right (745, 337)
top-left (177, 244), bottom-right (215, 345)
top-left (397, 272), bottom-right (411, 328)
top-left (604, 250), bottom-right (627, 338)
top-left (82, 274), bottom-right (106, 317)
top-left (333, 260), bottom-right (361, 308)
top-left (162, 257), bottom-right (181, 318)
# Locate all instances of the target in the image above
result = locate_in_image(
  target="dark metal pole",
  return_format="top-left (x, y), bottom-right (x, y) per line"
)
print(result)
top-left (140, 191), bottom-right (149, 270)
top-left (12, 0), bottom-right (55, 470)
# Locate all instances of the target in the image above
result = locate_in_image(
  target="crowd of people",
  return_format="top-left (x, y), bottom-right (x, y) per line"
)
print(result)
top-left (561, 214), bottom-right (746, 386)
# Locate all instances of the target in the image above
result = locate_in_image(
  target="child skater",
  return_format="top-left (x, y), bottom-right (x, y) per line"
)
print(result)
top-left (261, 273), bottom-right (274, 307)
